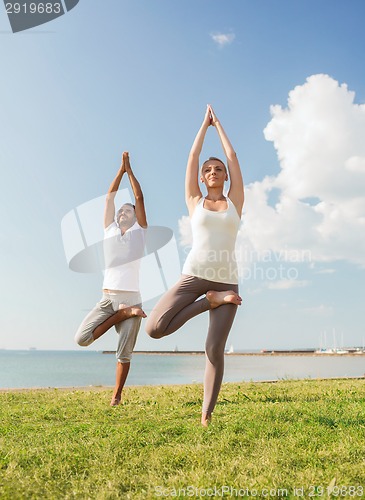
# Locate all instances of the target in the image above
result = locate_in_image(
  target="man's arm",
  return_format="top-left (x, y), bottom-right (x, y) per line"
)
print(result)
top-left (125, 154), bottom-right (148, 228)
top-left (104, 153), bottom-right (126, 228)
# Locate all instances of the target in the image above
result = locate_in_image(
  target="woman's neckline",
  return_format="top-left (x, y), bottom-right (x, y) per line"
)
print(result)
top-left (202, 197), bottom-right (229, 213)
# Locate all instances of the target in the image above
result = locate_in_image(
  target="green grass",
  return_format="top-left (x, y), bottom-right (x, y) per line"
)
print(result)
top-left (1, 379), bottom-right (365, 499)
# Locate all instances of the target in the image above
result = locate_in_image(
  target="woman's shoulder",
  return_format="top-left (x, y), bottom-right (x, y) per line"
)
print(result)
top-left (194, 197), bottom-right (205, 211)
top-left (188, 196), bottom-right (204, 216)
top-left (227, 197), bottom-right (242, 219)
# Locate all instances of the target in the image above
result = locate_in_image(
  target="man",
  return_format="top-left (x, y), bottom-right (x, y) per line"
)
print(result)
top-left (75, 152), bottom-right (147, 406)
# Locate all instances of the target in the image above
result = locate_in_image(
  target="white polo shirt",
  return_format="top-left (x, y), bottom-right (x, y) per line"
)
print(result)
top-left (102, 221), bottom-right (146, 292)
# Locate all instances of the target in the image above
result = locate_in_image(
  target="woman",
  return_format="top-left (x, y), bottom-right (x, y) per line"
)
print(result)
top-left (146, 105), bottom-right (244, 426)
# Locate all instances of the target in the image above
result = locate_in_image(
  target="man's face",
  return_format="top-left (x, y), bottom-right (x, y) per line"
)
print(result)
top-left (117, 204), bottom-right (136, 228)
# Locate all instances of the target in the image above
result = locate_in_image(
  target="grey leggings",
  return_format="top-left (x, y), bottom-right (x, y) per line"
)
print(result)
top-left (145, 274), bottom-right (238, 415)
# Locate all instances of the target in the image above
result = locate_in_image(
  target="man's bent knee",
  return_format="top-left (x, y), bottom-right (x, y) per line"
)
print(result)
top-left (74, 330), bottom-right (94, 347)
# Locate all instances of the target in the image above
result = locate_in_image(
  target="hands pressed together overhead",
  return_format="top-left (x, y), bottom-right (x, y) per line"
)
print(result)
top-left (203, 104), bottom-right (219, 127)
top-left (120, 151), bottom-right (132, 174)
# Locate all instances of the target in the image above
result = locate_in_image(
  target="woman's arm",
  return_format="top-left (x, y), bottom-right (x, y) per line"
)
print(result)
top-left (209, 105), bottom-right (244, 216)
top-left (104, 153), bottom-right (126, 228)
top-left (124, 154), bottom-right (148, 228)
top-left (185, 106), bottom-right (211, 216)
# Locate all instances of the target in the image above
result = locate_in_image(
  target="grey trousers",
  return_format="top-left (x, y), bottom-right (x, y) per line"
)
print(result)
top-left (145, 275), bottom-right (239, 415)
top-left (75, 291), bottom-right (142, 363)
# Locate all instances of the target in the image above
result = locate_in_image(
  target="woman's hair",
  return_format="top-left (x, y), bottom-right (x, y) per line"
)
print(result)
top-left (201, 157), bottom-right (227, 171)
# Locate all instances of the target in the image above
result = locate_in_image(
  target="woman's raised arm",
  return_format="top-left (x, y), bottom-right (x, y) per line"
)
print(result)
top-left (185, 106), bottom-right (211, 216)
top-left (209, 105), bottom-right (244, 216)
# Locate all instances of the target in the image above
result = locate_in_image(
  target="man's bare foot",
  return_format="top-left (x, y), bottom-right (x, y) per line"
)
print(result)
top-left (201, 413), bottom-right (212, 427)
top-left (110, 395), bottom-right (121, 406)
top-left (206, 290), bottom-right (242, 309)
top-left (118, 304), bottom-right (147, 319)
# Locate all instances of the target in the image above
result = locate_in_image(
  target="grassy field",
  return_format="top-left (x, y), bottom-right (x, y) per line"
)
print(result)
top-left (1, 379), bottom-right (365, 499)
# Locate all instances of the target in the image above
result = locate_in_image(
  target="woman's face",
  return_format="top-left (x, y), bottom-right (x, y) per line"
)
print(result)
top-left (200, 160), bottom-right (228, 188)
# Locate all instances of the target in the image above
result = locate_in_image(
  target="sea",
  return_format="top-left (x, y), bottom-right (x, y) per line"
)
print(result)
top-left (0, 350), bottom-right (364, 389)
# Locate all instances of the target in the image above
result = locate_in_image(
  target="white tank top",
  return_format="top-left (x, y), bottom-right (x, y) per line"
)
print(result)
top-left (182, 197), bottom-right (241, 284)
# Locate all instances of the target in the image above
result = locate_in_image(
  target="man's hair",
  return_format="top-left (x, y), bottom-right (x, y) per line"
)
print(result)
top-left (116, 203), bottom-right (136, 222)
top-left (201, 157), bottom-right (227, 170)
top-left (123, 203), bottom-right (136, 210)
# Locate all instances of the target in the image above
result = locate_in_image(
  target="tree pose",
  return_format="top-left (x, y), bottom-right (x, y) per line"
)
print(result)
top-left (75, 152), bottom-right (147, 406)
top-left (146, 105), bottom-right (244, 426)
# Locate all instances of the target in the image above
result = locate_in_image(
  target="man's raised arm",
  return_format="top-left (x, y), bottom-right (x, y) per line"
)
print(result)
top-left (104, 153), bottom-right (127, 228)
top-left (125, 154), bottom-right (148, 228)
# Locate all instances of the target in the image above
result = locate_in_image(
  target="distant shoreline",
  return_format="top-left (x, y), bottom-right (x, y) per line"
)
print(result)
top-left (1, 349), bottom-right (364, 356)
top-left (102, 350), bottom-right (365, 356)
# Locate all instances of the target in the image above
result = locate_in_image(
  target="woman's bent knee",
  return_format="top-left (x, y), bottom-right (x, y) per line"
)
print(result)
top-left (145, 324), bottom-right (165, 339)
top-left (145, 316), bottom-right (167, 339)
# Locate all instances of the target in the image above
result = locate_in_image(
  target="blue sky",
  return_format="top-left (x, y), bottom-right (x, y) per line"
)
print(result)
top-left (0, 0), bottom-right (364, 352)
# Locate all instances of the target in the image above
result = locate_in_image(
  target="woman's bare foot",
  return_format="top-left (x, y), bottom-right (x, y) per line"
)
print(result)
top-left (201, 413), bottom-right (212, 427)
top-left (206, 290), bottom-right (242, 309)
top-left (117, 304), bottom-right (147, 319)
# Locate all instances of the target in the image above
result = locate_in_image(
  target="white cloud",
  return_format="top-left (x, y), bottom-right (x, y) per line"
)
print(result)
top-left (300, 304), bottom-right (334, 316)
top-left (314, 268), bottom-right (336, 274)
top-left (247, 74), bottom-right (365, 267)
top-left (345, 156), bottom-right (365, 174)
top-left (178, 215), bottom-right (192, 247)
top-left (266, 279), bottom-right (310, 290)
top-left (210, 32), bottom-right (235, 47)
top-left (178, 74), bottom-right (365, 275)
